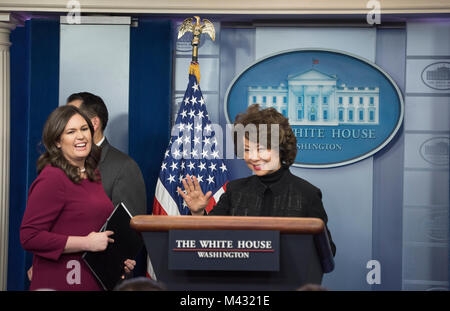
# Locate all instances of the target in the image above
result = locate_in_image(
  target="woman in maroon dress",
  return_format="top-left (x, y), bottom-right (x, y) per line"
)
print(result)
top-left (20, 106), bottom-right (133, 291)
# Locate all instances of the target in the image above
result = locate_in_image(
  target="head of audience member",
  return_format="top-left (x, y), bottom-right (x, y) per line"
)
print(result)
top-left (113, 277), bottom-right (167, 291)
top-left (233, 104), bottom-right (297, 176)
top-left (296, 283), bottom-right (328, 291)
top-left (37, 105), bottom-right (100, 183)
top-left (66, 92), bottom-right (109, 145)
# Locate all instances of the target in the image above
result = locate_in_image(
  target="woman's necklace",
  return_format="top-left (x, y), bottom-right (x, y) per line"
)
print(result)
top-left (80, 167), bottom-right (86, 173)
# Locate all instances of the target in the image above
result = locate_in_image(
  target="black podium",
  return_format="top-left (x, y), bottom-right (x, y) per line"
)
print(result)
top-left (130, 215), bottom-right (334, 290)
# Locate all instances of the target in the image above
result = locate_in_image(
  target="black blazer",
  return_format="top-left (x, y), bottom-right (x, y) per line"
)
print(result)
top-left (99, 138), bottom-right (147, 216)
top-left (209, 167), bottom-right (336, 256)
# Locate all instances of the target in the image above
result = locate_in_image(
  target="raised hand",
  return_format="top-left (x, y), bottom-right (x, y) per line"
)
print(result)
top-left (177, 174), bottom-right (212, 216)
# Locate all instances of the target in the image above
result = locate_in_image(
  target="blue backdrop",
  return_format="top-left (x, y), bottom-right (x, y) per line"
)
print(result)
top-left (8, 19), bottom-right (60, 290)
top-left (129, 19), bottom-right (173, 214)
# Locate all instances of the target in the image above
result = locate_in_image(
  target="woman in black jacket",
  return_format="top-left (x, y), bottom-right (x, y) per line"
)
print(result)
top-left (177, 104), bottom-right (336, 256)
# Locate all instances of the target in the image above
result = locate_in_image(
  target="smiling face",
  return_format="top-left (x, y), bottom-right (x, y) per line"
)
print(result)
top-left (243, 137), bottom-right (281, 176)
top-left (56, 113), bottom-right (92, 168)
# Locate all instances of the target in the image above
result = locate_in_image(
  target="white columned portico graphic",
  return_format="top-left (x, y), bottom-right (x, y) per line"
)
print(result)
top-left (0, 13), bottom-right (18, 291)
top-left (247, 68), bottom-right (380, 126)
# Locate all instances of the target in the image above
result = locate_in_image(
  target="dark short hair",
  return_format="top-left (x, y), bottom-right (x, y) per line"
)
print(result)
top-left (233, 104), bottom-right (297, 167)
top-left (66, 92), bottom-right (109, 132)
top-left (37, 105), bottom-right (100, 183)
top-left (114, 277), bottom-right (167, 291)
top-left (66, 93), bottom-right (84, 104)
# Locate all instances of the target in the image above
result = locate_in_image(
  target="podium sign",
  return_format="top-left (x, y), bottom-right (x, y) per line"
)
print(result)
top-left (168, 230), bottom-right (280, 271)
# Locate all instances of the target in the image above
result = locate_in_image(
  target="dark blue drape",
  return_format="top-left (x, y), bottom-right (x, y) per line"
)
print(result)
top-left (8, 19), bottom-right (60, 290)
top-left (129, 20), bottom-right (173, 214)
top-left (128, 20), bottom-right (173, 277)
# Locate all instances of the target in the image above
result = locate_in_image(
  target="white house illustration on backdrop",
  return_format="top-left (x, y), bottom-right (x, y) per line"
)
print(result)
top-left (247, 69), bottom-right (380, 126)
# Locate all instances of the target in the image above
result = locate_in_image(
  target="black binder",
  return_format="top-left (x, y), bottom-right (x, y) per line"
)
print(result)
top-left (82, 202), bottom-right (144, 290)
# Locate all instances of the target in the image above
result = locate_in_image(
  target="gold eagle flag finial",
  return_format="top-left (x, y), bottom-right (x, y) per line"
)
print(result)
top-left (178, 16), bottom-right (215, 83)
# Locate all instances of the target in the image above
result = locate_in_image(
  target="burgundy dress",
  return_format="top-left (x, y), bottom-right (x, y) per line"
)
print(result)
top-left (20, 165), bottom-right (114, 291)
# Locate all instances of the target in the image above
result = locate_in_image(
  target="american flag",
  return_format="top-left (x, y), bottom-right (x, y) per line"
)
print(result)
top-left (146, 69), bottom-right (229, 279)
top-left (152, 72), bottom-right (229, 216)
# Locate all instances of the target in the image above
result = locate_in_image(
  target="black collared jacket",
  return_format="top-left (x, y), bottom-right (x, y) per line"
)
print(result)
top-left (209, 168), bottom-right (336, 256)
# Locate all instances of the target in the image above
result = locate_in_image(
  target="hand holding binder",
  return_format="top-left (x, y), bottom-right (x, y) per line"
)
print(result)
top-left (82, 202), bottom-right (144, 290)
top-left (85, 231), bottom-right (115, 252)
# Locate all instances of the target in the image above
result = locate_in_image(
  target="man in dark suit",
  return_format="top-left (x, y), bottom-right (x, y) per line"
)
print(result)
top-left (66, 92), bottom-right (147, 217)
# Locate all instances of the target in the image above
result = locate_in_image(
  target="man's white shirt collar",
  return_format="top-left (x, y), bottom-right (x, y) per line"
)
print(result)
top-left (96, 136), bottom-right (106, 147)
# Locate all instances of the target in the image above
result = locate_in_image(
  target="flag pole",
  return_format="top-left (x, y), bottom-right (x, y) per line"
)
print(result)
top-left (178, 16), bottom-right (216, 84)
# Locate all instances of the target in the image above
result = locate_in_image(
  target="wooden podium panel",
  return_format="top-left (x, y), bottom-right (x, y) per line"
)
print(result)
top-left (131, 216), bottom-right (334, 290)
